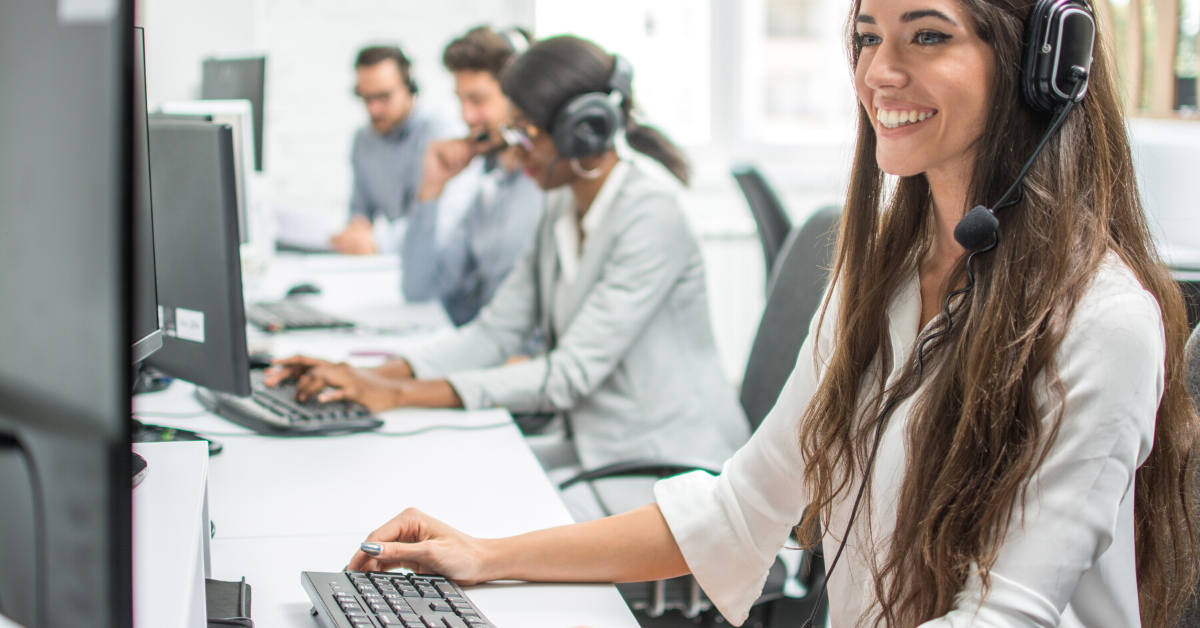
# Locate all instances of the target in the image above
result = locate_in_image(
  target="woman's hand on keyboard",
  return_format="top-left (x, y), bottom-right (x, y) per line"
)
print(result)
top-left (267, 355), bottom-right (404, 413)
top-left (348, 508), bottom-right (491, 584)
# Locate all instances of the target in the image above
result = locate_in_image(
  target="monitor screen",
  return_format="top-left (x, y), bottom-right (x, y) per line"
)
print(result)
top-left (0, 1), bottom-right (134, 626)
top-left (201, 56), bottom-right (266, 171)
top-left (158, 100), bottom-right (253, 244)
top-left (145, 119), bottom-right (252, 398)
top-left (132, 26), bottom-right (162, 364)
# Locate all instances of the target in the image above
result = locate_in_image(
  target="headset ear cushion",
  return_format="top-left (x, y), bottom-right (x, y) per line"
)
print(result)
top-left (1020, 0), bottom-right (1053, 111)
top-left (552, 93), bottom-right (620, 159)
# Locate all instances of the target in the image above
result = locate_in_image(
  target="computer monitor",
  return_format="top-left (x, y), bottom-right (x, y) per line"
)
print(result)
top-left (201, 55), bottom-right (266, 171)
top-left (158, 100), bottom-right (254, 244)
top-left (133, 26), bottom-right (163, 365)
top-left (145, 119), bottom-right (252, 398)
top-left (0, 1), bottom-right (133, 626)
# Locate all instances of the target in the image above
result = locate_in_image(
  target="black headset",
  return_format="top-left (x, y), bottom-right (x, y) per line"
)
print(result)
top-left (800, 4), bottom-right (1095, 627)
top-left (954, 0), bottom-right (1095, 249)
top-left (499, 28), bottom-right (531, 55)
top-left (550, 55), bottom-right (634, 159)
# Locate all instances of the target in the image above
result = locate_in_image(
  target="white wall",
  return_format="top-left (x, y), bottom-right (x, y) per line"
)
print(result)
top-left (138, 0), bottom-right (535, 215)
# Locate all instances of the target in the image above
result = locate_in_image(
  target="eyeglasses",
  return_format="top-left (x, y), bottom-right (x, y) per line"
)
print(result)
top-left (354, 88), bottom-right (399, 105)
top-left (498, 122), bottom-right (540, 151)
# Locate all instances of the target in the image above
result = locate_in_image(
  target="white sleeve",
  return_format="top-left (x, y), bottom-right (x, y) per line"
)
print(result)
top-left (920, 286), bottom-right (1164, 628)
top-left (654, 293), bottom-right (837, 626)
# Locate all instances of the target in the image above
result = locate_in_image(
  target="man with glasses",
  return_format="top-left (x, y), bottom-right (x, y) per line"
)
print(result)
top-left (400, 27), bottom-right (542, 325)
top-left (330, 45), bottom-right (456, 254)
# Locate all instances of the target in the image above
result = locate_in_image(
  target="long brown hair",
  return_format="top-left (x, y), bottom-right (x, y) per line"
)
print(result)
top-left (794, 1), bottom-right (1199, 626)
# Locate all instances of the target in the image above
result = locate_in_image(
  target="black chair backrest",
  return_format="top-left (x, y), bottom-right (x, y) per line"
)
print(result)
top-left (732, 163), bottom-right (792, 275)
top-left (740, 205), bottom-right (842, 433)
top-left (1184, 324), bottom-right (1200, 627)
top-left (1186, 323), bottom-right (1200, 408)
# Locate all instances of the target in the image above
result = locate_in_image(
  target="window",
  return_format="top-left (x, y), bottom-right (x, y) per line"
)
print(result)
top-left (1105, 0), bottom-right (1200, 117)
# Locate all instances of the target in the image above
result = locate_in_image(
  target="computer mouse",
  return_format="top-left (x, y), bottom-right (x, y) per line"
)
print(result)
top-left (286, 282), bottom-right (321, 297)
top-left (248, 353), bottom-right (274, 369)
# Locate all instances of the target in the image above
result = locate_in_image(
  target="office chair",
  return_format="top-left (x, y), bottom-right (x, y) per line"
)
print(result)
top-left (1182, 324), bottom-right (1200, 626)
top-left (733, 163), bottom-right (793, 278)
top-left (559, 206), bottom-right (843, 627)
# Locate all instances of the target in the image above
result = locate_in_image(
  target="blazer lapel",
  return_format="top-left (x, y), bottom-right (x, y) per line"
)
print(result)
top-left (538, 194), bottom-right (564, 346)
top-left (559, 185), bottom-right (626, 326)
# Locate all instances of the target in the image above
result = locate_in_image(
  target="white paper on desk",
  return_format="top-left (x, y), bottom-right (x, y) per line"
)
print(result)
top-left (274, 208), bottom-right (342, 251)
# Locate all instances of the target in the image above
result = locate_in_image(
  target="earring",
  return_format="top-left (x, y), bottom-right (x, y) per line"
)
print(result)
top-left (569, 157), bottom-right (602, 179)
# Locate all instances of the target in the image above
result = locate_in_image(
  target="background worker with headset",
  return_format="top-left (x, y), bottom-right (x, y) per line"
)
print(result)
top-left (330, 44), bottom-right (457, 254)
top-left (401, 26), bottom-right (544, 326)
top-left (268, 35), bottom-right (750, 521)
top-left (340, 1), bottom-right (1200, 627)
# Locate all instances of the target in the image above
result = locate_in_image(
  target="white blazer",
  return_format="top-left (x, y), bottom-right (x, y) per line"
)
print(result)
top-left (402, 162), bottom-right (750, 511)
top-left (655, 253), bottom-right (1162, 628)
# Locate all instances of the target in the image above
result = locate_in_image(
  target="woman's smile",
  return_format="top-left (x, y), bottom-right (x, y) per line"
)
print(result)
top-left (875, 107), bottom-right (937, 130)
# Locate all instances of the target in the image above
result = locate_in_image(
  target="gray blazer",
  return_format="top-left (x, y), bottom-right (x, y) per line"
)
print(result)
top-left (402, 163), bottom-right (749, 485)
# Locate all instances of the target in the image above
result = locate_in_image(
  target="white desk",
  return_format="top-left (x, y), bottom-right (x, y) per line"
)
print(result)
top-left (134, 253), bottom-right (640, 628)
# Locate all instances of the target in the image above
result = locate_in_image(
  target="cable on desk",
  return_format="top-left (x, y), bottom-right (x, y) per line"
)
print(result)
top-left (133, 410), bottom-right (211, 419)
top-left (187, 421), bottom-right (514, 438)
top-left (373, 421), bottom-right (513, 437)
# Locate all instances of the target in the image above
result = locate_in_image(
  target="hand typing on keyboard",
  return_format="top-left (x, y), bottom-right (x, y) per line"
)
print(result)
top-left (263, 356), bottom-right (404, 413)
top-left (264, 354), bottom-right (464, 412)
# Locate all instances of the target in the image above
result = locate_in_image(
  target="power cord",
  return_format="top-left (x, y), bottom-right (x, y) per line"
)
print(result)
top-left (181, 421), bottom-right (514, 439)
top-left (0, 433), bottom-right (45, 628)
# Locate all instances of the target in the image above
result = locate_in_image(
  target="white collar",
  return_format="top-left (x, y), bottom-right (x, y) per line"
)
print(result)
top-left (554, 160), bottom-right (632, 284)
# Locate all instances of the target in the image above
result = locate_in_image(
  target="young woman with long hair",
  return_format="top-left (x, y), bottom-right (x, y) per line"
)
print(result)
top-left (344, 2), bottom-right (1200, 626)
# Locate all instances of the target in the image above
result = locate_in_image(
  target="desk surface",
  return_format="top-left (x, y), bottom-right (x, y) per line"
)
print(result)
top-left (135, 253), bottom-right (639, 628)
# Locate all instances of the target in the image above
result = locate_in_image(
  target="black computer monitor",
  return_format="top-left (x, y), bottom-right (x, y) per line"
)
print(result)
top-left (0, 1), bottom-right (134, 626)
top-left (132, 26), bottom-right (163, 365)
top-left (145, 119), bottom-right (252, 397)
top-left (201, 56), bottom-right (266, 171)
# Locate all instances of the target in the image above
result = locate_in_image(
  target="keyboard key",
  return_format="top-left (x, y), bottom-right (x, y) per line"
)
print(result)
top-left (441, 616), bottom-right (470, 628)
top-left (429, 602), bottom-right (452, 613)
top-left (378, 614), bottom-right (403, 626)
top-left (345, 609), bottom-right (369, 617)
top-left (435, 583), bottom-right (457, 595)
top-left (402, 621), bottom-right (424, 628)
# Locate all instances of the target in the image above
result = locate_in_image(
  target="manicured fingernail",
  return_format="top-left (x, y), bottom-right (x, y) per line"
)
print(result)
top-left (361, 542), bottom-right (381, 556)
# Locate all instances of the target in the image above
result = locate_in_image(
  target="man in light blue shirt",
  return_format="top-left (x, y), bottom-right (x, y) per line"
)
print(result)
top-left (330, 45), bottom-right (457, 254)
top-left (401, 27), bottom-right (542, 325)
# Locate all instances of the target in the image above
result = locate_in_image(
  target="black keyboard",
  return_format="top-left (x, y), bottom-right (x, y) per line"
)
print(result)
top-left (248, 300), bottom-right (356, 332)
top-left (303, 570), bottom-right (496, 628)
top-left (196, 371), bottom-right (384, 435)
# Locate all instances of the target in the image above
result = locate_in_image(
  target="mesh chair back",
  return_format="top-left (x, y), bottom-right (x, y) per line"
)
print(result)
top-left (740, 205), bottom-right (841, 433)
top-left (1184, 325), bottom-right (1200, 625)
top-left (733, 163), bottom-right (793, 274)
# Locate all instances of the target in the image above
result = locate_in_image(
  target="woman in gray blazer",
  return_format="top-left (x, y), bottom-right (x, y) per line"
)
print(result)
top-left (268, 36), bottom-right (749, 518)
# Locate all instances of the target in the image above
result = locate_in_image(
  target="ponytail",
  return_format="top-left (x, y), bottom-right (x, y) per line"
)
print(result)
top-left (500, 35), bottom-right (692, 185)
top-left (624, 118), bottom-right (691, 186)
